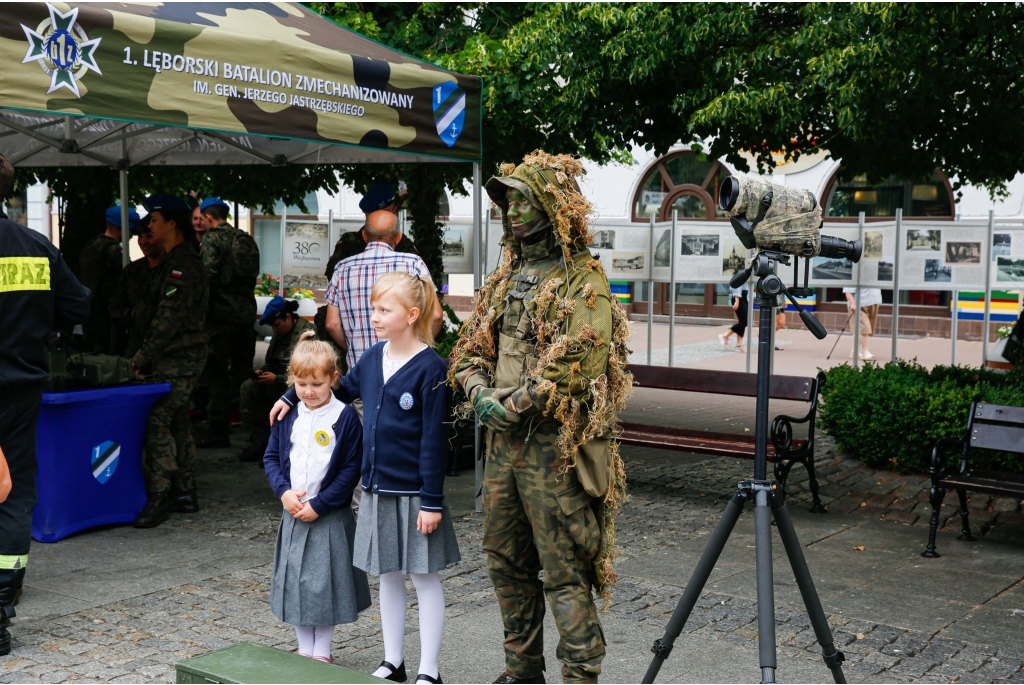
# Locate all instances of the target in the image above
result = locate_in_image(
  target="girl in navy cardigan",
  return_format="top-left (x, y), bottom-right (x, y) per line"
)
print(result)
top-left (273, 273), bottom-right (459, 684)
top-left (263, 331), bottom-right (370, 663)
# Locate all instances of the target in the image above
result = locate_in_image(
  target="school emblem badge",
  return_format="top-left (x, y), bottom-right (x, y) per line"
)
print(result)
top-left (399, 392), bottom-right (415, 410)
top-left (432, 82), bottom-right (465, 149)
top-left (91, 440), bottom-right (120, 485)
top-left (315, 430), bottom-right (330, 447)
top-left (20, 3), bottom-right (103, 98)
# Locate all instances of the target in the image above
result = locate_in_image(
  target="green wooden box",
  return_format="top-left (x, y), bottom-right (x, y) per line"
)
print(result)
top-left (176, 642), bottom-right (387, 684)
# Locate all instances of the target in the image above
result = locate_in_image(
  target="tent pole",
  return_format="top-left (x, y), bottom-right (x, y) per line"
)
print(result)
top-left (120, 137), bottom-right (129, 266)
top-left (891, 209), bottom-right (903, 361)
top-left (279, 211), bottom-right (286, 296)
top-left (473, 162), bottom-right (482, 291)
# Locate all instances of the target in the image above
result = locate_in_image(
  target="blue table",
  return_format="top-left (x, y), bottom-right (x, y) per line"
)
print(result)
top-left (33, 383), bottom-right (171, 543)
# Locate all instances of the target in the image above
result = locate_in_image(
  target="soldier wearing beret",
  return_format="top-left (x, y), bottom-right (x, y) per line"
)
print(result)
top-left (323, 183), bottom-right (418, 278)
top-left (195, 197), bottom-right (260, 448)
top-left (131, 194), bottom-right (209, 528)
top-left (236, 296), bottom-right (312, 463)
top-left (109, 215), bottom-right (166, 358)
top-left (79, 206), bottom-right (138, 353)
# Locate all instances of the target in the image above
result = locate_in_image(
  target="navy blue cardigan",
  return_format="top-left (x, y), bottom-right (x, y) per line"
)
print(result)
top-left (263, 400), bottom-right (362, 515)
top-left (281, 342), bottom-right (452, 511)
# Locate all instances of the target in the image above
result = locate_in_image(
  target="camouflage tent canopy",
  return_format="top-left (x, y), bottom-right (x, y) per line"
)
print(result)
top-left (0, 2), bottom-right (482, 167)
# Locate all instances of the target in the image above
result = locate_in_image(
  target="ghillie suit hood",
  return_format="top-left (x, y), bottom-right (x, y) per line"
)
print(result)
top-left (448, 150), bottom-right (633, 600)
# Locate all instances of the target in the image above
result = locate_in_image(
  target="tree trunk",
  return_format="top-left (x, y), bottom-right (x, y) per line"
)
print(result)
top-left (405, 165), bottom-right (447, 296)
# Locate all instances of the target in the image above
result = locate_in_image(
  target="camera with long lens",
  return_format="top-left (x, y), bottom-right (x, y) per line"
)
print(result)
top-left (719, 176), bottom-right (862, 262)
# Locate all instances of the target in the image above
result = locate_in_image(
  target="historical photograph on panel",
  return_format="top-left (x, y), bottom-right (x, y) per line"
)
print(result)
top-left (996, 257), bottom-right (1024, 283)
top-left (944, 241), bottom-right (981, 265)
top-left (877, 261), bottom-right (894, 281)
top-left (654, 229), bottom-right (671, 267)
top-left (589, 230), bottom-right (615, 250)
top-left (811, 256), bottom-right (854, 280)
top-left (721, 236), bottom-right (747, 278)
top-left (283, 222), bottom-right (330, 289)
top-left (611, 251), bottom-right (645, 273)
top-left (680, 233), bottom-right (720, 257)
top-left (906, 228), bottom-right (941, 251)
top-left (924, 259), bottom-right (952, 282)
top-left (993, 233), bottom-right (1011, 260)
top-left (443, 229), bottom-right (465, 257)
top-left (863, 230), bottom-right (884, 260)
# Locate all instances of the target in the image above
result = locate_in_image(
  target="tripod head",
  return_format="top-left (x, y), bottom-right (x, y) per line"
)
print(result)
top-left (730, 249), bottom-right (828, 340)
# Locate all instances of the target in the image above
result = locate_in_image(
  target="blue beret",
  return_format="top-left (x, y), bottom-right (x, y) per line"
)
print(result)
top-left (260, 296), bottom-right (289, 325)
top-left (105, 206), bottom-right (140, 229)
top-left (143, 194), bottom-right (191, 213)
top-left (359, 184), bottom-right (396, 213)
top-left (200, 197), bottom-right (229, 213)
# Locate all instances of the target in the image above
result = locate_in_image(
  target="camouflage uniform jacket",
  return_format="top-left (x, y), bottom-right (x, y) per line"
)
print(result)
top-left (108, 256), bottom-right (156, 358)
top-left (200, 221), bottom-right (256, 323)
top-left (324, 226), bottom-right (418, 278)
top-left (79, 234), bottom-right (123, 349)
top-left (261, 317), bottom-right (312, 376)
top-left (132, 241), bottom-right (209, 375)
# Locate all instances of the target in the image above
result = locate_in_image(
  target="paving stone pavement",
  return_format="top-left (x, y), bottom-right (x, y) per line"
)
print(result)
top-left (3, 389), bottom-right (1024, 684)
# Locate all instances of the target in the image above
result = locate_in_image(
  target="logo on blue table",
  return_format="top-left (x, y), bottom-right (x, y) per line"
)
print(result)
top-left (432, 81), bottom-right (466, 148)
top-left (91, 440), bottom-right (120, 484)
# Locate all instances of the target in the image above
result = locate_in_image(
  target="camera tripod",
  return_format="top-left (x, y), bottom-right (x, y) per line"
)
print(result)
top-left (641, 250), bottom-right (847, 684)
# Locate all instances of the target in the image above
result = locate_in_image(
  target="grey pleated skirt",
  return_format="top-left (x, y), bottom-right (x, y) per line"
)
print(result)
top-left (352, 493), bottom-right (462, 576)
top-left (271, 506), bottom-right (371, 626)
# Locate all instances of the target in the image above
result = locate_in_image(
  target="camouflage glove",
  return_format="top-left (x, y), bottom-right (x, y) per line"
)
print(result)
top-left (472, 387), bottom-right (520, 432)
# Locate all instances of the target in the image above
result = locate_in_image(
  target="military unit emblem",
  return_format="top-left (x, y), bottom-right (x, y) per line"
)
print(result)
top-left (432, 82), bottom-right (466, 148)
top-left (20, 3), bottom-right (102, 98)
top-left (91, 440), bottom-right (120, 485)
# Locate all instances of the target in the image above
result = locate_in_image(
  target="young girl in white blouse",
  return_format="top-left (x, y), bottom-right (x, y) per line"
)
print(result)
top-left (263, 331), bottom-right (369, 663)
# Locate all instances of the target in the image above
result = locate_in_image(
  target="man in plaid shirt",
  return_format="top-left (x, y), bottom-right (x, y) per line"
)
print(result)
top-left (324, 210), bottom-right (443, 371)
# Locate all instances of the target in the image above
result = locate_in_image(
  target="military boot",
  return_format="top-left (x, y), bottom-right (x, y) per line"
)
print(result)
top-left (170, 489), bottom-right (199, 514)
top-left (0, 584), bottom-right (16, 656)
top-left (133, 493), bottom-right (171, 528)
top-left (493, 673), bottom-right (545, 684)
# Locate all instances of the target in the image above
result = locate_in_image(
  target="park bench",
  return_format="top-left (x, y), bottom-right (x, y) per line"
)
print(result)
top-left (176, 642), bottom-right (386, 683)
top-left (617, 365), bottom-right (827, 512)
top-left (923, 398), bottom-right (1024, 557)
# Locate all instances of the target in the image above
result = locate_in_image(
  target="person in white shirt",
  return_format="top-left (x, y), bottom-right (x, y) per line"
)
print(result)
top-left (843, 287), bottom-right (883, 361)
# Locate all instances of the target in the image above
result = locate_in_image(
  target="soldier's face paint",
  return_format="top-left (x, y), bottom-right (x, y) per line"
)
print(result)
top-left (293, 369), bottom-right (339, 409)
top-left (507, 188), bottom-right (548, 242)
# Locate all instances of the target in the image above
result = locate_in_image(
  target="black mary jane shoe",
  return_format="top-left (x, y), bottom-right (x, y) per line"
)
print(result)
top-left (415, 674), bottom-right (443, 684)
top-left (378, 660), bottom-right (407, 683)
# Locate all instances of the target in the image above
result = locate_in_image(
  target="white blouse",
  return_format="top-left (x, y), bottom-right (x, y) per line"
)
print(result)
top-left (381, 340), bottom-right (427, 384)
top-left (289, 394), bottom-right (345, 503)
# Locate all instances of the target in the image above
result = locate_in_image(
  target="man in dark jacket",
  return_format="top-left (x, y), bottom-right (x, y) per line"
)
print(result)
top-left (79, 206), bottom-right (138, 352)
top-left (0, 152), bottom-right (91, 655)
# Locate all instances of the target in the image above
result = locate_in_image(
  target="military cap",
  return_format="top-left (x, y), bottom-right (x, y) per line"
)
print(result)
top-left (199, 197), bottom-right (229, 213)
top-left (259, 296), bottom-right (299, 325)
top-left (358, 184), bottom-right (397, 213)
top-left (130, 213), bottom-right (151, 236)
top-left (105, 206), bottom-right (141, 230)
top-left (143, 194), bottom-right (191, 214)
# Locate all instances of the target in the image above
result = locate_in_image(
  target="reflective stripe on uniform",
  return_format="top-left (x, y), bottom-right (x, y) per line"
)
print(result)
top-left (0, 257), bottom-right (50, 292)
top-left (0, 554), bottom-right (27, 570)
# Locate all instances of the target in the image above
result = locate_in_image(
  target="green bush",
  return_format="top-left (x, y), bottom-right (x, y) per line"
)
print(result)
top-left (818, 360), bottom-right (1024, 474)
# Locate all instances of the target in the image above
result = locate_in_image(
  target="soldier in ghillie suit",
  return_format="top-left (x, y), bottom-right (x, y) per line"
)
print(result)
top-left (449, 151), bottom-right (632, 684)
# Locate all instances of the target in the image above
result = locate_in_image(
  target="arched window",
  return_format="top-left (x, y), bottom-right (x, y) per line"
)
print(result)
top-left (632, 152), bottom-right (730, 221)
top-left (823, 170), bottom-right (954, 219)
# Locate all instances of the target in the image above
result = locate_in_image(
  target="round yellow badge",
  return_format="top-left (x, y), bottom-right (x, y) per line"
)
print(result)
top-left (315, 430), bottom-right (330, 447)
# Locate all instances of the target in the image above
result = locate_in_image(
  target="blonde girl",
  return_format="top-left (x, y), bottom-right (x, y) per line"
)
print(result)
top-left (272, 273), bottom-right (460, 684)
top-left (263, 331), bottom-right (370, 663)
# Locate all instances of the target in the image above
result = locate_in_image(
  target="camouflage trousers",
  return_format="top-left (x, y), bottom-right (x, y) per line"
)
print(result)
top-left (238, 376), bottom-right (288, 448)
top-left (483, 420), bottom-right (605, 683)
top-left (205, 321), bottom-right (256, 434)
top-left (144, 373), bottom-right (199, 494)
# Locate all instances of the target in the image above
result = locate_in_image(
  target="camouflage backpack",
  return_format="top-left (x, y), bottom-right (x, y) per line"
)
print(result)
top-left (227, 229), bottom-right (261, 288)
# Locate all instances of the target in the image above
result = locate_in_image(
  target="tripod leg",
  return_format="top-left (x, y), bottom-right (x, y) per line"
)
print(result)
top-left (770, 493), bottom-right (847, 684)
top-left (754, 487), bottom-right (777, 684)
top-left (641, 489), bottom-right (749, 684)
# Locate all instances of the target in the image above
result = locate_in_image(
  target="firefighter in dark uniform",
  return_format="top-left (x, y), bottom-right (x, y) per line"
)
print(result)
top-left (78, 206), bottom-right (138, 352)
top-left (0, 153), bottom-right (91, 655)
top-left (131, 195), bottom-right (209, 528)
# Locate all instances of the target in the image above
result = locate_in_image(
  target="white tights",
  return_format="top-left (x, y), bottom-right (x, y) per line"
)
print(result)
top-left (371, 571), bottom-right (445, 682)
top-left (294, 624), bottom-right (335, 658)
